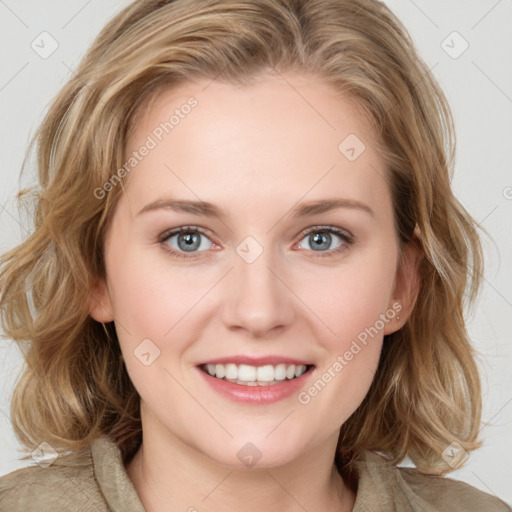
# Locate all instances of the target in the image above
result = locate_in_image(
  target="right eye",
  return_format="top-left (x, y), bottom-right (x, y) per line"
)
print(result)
top-left (159, 226), bottom-right (216, 259)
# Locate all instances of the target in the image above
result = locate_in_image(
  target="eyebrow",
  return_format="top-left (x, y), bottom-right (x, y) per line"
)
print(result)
top-left (137, 197), bottom-right (375, 219)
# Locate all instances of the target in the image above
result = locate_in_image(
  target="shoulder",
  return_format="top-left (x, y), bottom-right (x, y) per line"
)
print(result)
top-left (353, 451), bottom-right (511, 511)
top-left (0, 449), bottom-right (109, 512)
top-left (396, 466), bottom-right (512, 511)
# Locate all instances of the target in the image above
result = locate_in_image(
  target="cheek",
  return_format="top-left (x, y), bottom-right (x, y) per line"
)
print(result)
top-left (107, 248), bottom-right (197, 335)
top-left (106, 250), bottom-right (215, 388)
top-left (303, 250), bottom-right (397, 346)
top-left (297, 262), bottom-right (394, 427)
top-left (107, 258), bottom-right (190, 402)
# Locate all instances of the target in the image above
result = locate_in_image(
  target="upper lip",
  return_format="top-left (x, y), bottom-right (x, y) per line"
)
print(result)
top-left (196, 356), bottom-right (314, 367)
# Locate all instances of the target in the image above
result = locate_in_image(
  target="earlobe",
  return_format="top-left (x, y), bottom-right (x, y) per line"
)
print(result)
top-left (88, 276), bottom-right (115, 323)
top-left (384, 233), bottom-right (423, 335)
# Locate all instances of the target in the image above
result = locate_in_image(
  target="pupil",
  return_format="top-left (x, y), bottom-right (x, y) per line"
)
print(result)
top-left (179, 232), bottom-right (200, 251)
top-left (311, 232), bottom-right (330, 250)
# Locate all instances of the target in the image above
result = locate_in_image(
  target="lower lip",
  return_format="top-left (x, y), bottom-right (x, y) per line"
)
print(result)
top-left (196, 366), bottom-right (315, 404)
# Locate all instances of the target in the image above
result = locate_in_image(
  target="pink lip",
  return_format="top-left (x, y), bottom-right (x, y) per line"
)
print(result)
top-left (196, 365), bottom-right (315, 404)
top-left (196, 355), bottom-right (314, 366)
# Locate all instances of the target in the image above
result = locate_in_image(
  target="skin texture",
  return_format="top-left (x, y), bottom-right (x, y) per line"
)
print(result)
top-left (89, 71), bottom-right (420, 512)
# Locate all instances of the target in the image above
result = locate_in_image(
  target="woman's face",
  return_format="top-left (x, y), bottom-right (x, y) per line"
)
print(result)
top-left (90, 71), bottom-right (418, 468)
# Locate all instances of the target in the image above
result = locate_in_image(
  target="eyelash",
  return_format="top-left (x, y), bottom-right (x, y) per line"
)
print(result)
top-left (158, 225), bottom-right (354, 260)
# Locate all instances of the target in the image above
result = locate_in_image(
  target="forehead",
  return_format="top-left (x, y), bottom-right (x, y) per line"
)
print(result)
top-left (122, 72), bottom-right (390, 218)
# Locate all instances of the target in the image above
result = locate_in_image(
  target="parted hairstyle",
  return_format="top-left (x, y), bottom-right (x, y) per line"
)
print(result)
top-left (0, 0), bottom-right (487, 478)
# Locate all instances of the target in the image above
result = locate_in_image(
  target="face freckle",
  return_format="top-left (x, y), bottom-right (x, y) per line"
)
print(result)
top-left (91, 71), bottom-right (413, 469)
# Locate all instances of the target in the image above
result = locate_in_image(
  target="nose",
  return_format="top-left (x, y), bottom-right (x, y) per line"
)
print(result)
top-left (219, 239), bottom-right (296, 338)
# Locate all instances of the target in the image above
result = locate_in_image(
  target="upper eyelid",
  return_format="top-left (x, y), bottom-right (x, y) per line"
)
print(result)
top-left (296, 225), bottom-right (352, 239)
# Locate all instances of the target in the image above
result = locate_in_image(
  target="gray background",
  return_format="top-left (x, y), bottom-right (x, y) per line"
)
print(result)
top-left (1, 0), bottom-right (511, 505)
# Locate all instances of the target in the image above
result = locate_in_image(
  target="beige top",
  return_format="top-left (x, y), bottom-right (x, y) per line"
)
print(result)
top-left (1, 436), bottom-right (510, 511)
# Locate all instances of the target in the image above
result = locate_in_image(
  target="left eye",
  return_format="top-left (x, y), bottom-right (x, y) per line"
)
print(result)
top-left (159, 226), bottom-right (353, 258)
top-left (296, 227), bottom-right (352, 255)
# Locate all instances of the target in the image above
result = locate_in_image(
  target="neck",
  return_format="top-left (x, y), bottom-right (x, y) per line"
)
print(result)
top-left (126, 420), bottom-right (356, 512)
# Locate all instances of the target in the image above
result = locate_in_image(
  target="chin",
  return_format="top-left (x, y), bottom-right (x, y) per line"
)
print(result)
top-left (200, 439), bottom-right (302, 471)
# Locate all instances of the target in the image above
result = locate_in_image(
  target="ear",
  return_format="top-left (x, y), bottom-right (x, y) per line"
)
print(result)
top-left (384, 227), bottom-right (423, 335)
top-left (88, 275), bottom-right (115, 323)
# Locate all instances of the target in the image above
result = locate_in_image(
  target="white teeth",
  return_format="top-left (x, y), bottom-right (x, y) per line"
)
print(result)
top-left (202, 362), bottom-right (309, 383)
top-left (256, 365), bottom-right (275, 381)
top-left (286, 365), bottom-right (296, 379)
top-left (225, 363), bottom-right (238, 380)
top-left (215, 364), bottom-right (225, 379)
top-left (274, 364), bottom-right (287, 381)
top-left (238, 364), bottom-right (257, 381)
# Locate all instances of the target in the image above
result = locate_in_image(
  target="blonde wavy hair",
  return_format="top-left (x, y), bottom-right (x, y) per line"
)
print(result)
top-left (1, 0), bottom-right (486, 478)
